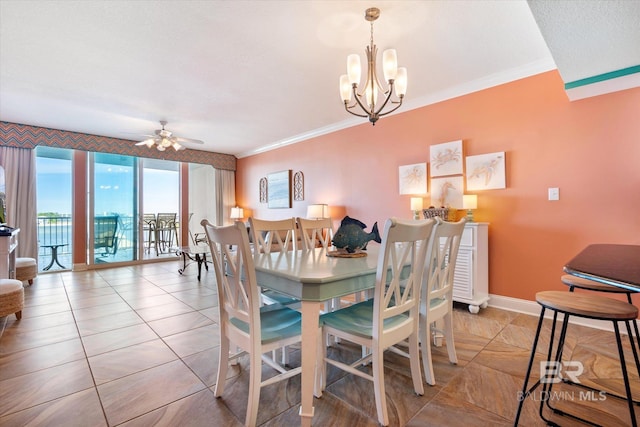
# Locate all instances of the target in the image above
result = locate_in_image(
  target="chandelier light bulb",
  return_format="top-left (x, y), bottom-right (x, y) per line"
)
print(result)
top-left (340, 74), bottom-right (352, 103)
top-left (382, 49), bottom-right (398, 82)
top-left (347, 54), bottom-right (361, 86)
top-left (365, 84), bottom-right (379, 108)
top-left (395, 67), bottom-right (408, 97)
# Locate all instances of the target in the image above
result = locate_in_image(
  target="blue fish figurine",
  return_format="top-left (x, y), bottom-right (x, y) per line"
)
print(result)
top-left (332, 216), bottom-right (381, 253)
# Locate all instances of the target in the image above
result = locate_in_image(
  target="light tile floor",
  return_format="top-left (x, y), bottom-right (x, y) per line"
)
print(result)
top-left (1, 261), bottom-right (638, 426)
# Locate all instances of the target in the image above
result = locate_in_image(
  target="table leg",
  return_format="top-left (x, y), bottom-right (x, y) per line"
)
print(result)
top-left (42, 245), bottom-right (66, 271)
top-left (195, 253), bottom-right (203, 281)
top-left (51, 246), bottom-right (66, 269)
top-left (299, 301), bottom-right (322, 427)
top-left (42, 253), bottom-right (56, 271)
top-left (178, 250), bottom-right (187, 275)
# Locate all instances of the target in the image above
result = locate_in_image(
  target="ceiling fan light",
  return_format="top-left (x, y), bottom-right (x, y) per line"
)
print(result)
top-left (160, 137), bottom-right (172, 147)
top-left (156, 145), bottom-right (166, 151)
top-left (172, 141), bottom-right (182, 151)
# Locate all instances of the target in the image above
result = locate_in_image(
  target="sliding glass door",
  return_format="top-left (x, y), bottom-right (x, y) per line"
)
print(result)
top-left (91, 153), bottom-right (137, 265)
top-left (35, 148), bottom-right (208, 269)
top-left (141, 159), bottom-right (180, 257)
top-left (35, 147), bottom-right (73, 271)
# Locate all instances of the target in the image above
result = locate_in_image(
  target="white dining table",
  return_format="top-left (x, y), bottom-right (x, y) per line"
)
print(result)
top-left (253, 246), bottom-right (381, 427)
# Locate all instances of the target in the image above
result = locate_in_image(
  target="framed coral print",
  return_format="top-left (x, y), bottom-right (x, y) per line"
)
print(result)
top-left (430, 140), bottom-right (463, 177)
top-left (267, 170), bottom-right (292, 208)
top-left (399, 163), bottom-right (427, 195)
top-left (430, 176), bottom-right (464, 209)
top-left (466, 152), bottom-right (506, 190)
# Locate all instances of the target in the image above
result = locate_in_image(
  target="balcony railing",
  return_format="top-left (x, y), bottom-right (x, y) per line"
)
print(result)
top-left (37, 214), bottom-right (172, 271)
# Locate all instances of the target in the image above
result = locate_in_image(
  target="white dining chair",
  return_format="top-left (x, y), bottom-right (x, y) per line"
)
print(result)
top-left (248, 217), bottom-right (298, 254)
top-left (318, 217), bottom-right (436, 426)
top-left (247, 217), bottom-right (299, 304)
top-left (201, 219), bottom-right (302, 427)
top-left (296, 217), bottom-right (333, 250)
top-left (296, 216), bottom-right (343, 314)
top-left (420, 217), bottom-right (465, 385)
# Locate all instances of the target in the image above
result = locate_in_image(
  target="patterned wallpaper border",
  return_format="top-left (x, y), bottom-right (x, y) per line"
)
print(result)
top-left (0, 121), bottom-right (236, 171)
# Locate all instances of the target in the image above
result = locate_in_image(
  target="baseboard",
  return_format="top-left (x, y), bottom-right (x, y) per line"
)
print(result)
top-left (487, 294), bottom-right (626, 333)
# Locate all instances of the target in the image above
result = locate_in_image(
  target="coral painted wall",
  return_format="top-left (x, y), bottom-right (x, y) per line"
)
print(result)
top-left (236, 71), bottom-right (640, 303)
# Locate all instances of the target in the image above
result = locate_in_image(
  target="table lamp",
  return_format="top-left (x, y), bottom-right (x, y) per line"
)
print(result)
top-left (410, 197), bottom-right (423, 220)
top-left (307, 204), bottom-right (329, 219)
top-left (230, 206), bottom-right (244, 220)
top-left (462, 195), bottom-right (477, 222)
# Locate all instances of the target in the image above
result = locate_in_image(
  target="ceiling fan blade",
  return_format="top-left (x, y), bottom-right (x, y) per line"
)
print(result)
top-left (174, 137), bottom-right (204, 144)
top-left (135, 138), bottom-right (156, 147)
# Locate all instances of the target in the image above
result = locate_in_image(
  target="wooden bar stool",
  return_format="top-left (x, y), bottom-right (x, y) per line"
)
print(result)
top-left (562, 274), bottom-right (640, 348)
top-left (514, 291), bottom-right (639, 427)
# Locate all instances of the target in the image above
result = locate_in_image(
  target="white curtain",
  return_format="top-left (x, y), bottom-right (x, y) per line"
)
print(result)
top-left (215, 169), bottom-right (236, 225)
top-left (0, 147), bottom-right (38, 259)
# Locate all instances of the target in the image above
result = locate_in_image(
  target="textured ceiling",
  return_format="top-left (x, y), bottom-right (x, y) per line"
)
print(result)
top-left (0, 1), bottom-right (636, 157)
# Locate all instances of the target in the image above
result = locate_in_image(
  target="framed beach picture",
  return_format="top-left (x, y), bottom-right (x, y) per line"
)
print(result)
top-left (430, 176), bottom-right (464, 209)
top-left (398, 163), bottom-right (427, 195)
top-left (466, 152), bottom-right (506, 190)
top-left (430, 140), bottom-right (463, 177)
top-left (267, 170), bottom-right (292, 208)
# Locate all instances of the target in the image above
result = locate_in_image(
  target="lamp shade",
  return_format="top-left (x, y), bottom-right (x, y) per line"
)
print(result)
top-left (410, 197), bottom-right (423, 211)
top-left (230, 207), bottom-right (244, 219)
top-left (462, 195), bottom-right (477, 210)
top-left (307, 204), bottom-right (329, 219)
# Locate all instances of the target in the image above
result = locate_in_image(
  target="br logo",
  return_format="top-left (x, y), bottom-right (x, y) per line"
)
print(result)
top-left (540, 361), bottom-right (583, 384)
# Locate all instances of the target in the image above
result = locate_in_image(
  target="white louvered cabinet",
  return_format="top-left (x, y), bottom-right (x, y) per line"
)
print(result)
top-left (453, 222), bottom-right (489, 313)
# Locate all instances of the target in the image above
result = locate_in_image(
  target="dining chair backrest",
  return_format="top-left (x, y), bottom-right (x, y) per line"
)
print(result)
top-left (296, 217), bottom-right (333, 250)
top-left (143, 213), bottom-right (156, 226)
top-left (422, 217), bottom-right (465, 315)
top-left (156, 212), bottom-right (176, 227)
top-left (202, 220), bottom-right (261, 339)
top-left (419, 216), bottom-right (465, 385)
top-left (248, 217), bottom-right (297, 254)
top-left (372, 217), bottom-right (436, 343)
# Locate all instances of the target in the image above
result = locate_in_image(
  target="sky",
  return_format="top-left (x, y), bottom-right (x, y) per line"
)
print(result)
top-left (36, 156), bottom-right (179, 217)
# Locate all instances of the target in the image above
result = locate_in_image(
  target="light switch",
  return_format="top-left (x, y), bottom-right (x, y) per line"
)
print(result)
top-left (548, 187), bottom-right (559, 201)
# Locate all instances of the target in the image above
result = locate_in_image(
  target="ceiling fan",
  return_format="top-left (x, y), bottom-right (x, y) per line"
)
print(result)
top-left (135, 120), bottom-right (204, 151)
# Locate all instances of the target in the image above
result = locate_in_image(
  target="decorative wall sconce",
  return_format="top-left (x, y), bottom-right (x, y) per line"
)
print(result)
top-left (307, 204), bottom-right (329, 219)
top-left (462, 195), bottom-right (477, 222)
top-left (410, 197), bottom-right (423, 220)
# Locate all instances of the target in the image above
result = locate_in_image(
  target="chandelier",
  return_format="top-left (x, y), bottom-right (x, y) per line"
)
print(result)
top-left (339, 7), bottom-right (407, 125)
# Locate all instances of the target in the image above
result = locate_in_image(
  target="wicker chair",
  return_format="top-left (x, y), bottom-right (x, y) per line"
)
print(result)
top-left (0, 279), bottom-right (24, 320)
top-left (16, 257), bottom-right (37, 285)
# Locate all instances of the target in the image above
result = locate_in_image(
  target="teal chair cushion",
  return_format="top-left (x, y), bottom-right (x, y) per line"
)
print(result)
top-left (230, 304), bottom-right (302, 345)
top-left (320, 299), bottom-right (410, 339)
